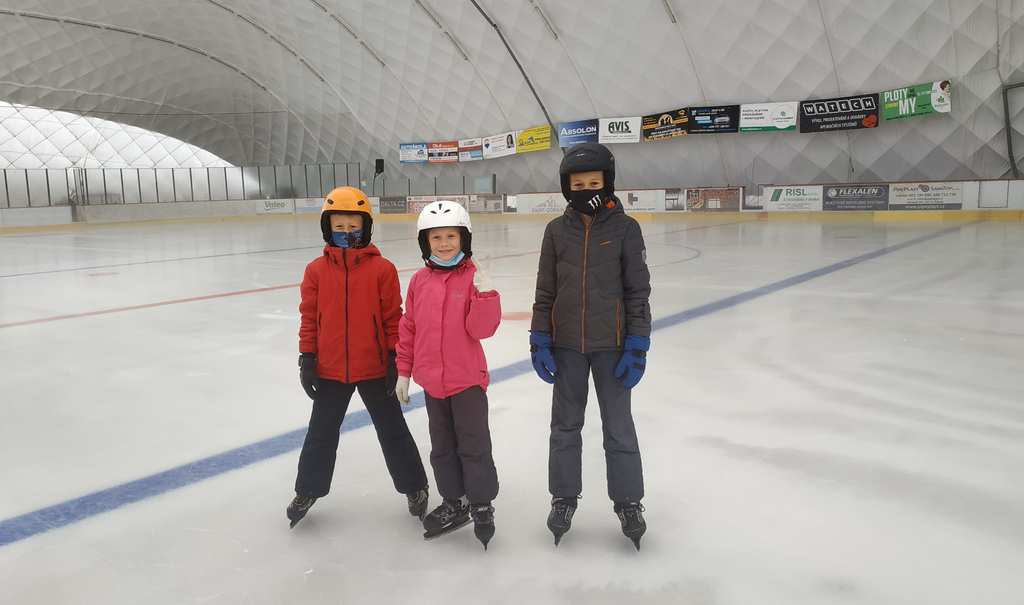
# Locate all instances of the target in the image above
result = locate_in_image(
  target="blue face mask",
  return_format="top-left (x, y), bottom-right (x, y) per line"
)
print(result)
top-left (332, 230), bottom-right (362, 248)
top-left (429, 251), bottom-right (465, 267)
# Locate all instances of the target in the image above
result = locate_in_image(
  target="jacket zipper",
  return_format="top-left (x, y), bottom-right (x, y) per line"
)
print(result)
top-left (343, 251), bottom-right (350, 383)
top-left (616, 299), bottom-right (622, 347)
top-left (372, 313), bottom-right (384, 365)
top-left (581, 220), bottom-right (591, 353)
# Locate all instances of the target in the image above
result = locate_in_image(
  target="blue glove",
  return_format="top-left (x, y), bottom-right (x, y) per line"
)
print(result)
top-left (615, 335), bottom-right (649, 389)
top-left (530, 331), bottom-right (557, 384)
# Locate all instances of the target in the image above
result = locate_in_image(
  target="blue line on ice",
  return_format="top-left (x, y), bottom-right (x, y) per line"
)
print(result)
top-left (0, 223), bottom-right (966, 547)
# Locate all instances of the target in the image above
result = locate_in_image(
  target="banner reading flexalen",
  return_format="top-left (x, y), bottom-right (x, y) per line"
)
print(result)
top-left (399, 143), bottom-right (428, 164)
top-left (740, 102), bottom-right (798, 132)
top-left (823, 185), bottom-right (889, 211)
top-left (598, 117), bottom-right (642, 144)
top-left (558, 119), bottom-right (599, 147)
top-left (800, 94), bottom-right (879, 132)
top-left (458, 138), bottom-right (483, 162)
top-left (882, 81), bottom-right (952, 120)
top-left (642, 108), bottom-right (688, 141)
top-left (516, 125), bottom-right (552, 153)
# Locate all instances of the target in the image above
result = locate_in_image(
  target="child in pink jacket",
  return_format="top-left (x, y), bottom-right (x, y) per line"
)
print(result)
top-left (395, 200), bottom-right (501, 549)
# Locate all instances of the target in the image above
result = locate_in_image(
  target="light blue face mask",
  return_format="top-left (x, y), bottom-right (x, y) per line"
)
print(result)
top-left (332, 230), bottom-right (363, 248)
top-left (429, 251), bottom-right (465, 267)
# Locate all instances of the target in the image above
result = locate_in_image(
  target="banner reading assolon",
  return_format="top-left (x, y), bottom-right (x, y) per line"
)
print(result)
top-left (800, 94), bottom-right (879, 132)
top-left (823, 184), bottom-right (889, 211)
top-left (687, 105), bottom-right (740, 134)
top-left (558, 119), bottom-right (599, 147)
top-left (641, 109), bottom-right (688, 141)
top-left (882, 81), bottom-right (952, 120)
top-left (740, 102), bottom-right (798, 132)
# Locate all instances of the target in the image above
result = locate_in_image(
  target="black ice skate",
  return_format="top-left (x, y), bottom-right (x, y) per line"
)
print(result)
top-left (614, 501), bottom-right (646, 551)
top-left (422, 498), bottom-right (470, 540)
top-left (287, 494), bottom-right (317, 529)
top-left (407, 487), bottom-right (429, 520)
top-left (547, 497), bottom-right (578, 546)
top-left (470, 503), bottom-right (495, 550)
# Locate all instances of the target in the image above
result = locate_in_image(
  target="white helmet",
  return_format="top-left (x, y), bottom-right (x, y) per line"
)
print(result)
top-left (416, 200), bottom-right (472, 261)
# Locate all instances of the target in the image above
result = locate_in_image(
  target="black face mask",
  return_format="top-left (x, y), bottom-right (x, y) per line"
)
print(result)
top-left (568, 188), bottom-right (604, 216)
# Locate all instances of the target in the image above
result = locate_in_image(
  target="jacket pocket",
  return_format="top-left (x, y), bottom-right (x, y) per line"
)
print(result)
top-left (372, 313), bottom-right (385, 365)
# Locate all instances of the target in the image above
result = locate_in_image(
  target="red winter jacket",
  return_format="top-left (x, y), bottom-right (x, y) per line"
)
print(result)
top-left (299, 244), bottom-right (402, 383)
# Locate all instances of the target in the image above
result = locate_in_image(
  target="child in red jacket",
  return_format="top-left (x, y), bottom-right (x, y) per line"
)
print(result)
top-left (287, 187), bottom-right (429, 529)
top-left (395, 200), bottom-right (501, 549)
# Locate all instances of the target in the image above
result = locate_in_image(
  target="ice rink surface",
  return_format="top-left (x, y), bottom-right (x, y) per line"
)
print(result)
top-left (1, 213), bottom-right (1022, 605)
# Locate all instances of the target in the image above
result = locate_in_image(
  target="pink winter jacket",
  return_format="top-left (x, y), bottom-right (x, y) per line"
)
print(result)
top-left (397, 260), bottom-right (501, 399)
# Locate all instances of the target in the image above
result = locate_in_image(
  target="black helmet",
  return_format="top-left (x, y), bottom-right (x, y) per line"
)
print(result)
top-left (559, 142), bottom-right (616, 201)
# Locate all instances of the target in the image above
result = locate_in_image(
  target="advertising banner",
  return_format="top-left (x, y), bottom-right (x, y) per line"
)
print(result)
top-left (427, 141), bottom-right (458, 163)
top-left (739, 102), bottom-right (799, 132)
top-left (469, 194), bottom-right (504, 213)
top-left (380, 196), bottom-right (407, 214)
top-left (665, 188), bottom-right (685, 211)
top-left (407, 195), bottom-right (437, 214)
top-left (399, 143), bottom-right (428, 164)
top-left (598, 117), bottom-right (642, 144)
top-left (822, 184), bottom-right (889, 210)
top-left (687, 105), bottom-right (740, 134)
top-left (641, 108), bottom-right (688, 141)
top-left (761, 186), bottom-right (824, 211)
top-left (257, 199), bottom-right (294, 214)
top-left (515, 192), bottom-right (566, 213)
top-left (294, 198), bottom-right (323, 214)
top-left (889, 182), bottom-right (962, 209)
top-left (458, 138), bottom-right (483, 162)
top-left (618, 189), bottom-right (665, 212)
top-left (799, 94), bottom-right (879, 132)
top-left (882, 81), bottom-right (952, 120)
top-left (557, 119), bottom-right (599, 147)
top-left (516, 125), bottom-right (552, 153)
top-left (685, 187), bottom-right (742, 211)
top-left (482, 132), bottom-right (517, 159)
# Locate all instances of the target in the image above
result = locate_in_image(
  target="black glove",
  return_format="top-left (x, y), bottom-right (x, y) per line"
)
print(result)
top-left (385, 351), bottom-right (398, 396)
top-left (299, 353), bottom-right (318, 400)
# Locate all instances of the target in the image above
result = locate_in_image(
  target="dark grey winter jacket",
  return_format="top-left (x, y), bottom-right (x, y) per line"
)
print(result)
top-left (531, 197), bottom-right (652, 353)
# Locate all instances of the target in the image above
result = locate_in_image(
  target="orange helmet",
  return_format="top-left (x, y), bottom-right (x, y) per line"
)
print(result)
top-left (321, 186), bottom-right (373, 246)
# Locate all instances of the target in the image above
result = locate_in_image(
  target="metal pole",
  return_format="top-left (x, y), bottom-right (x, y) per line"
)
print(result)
top-left (241, 167), bottom-right (246, 200)
top-left (171, 169), bottom-right (177, 202)
top-left (273, 166), bottom-right (279, 198)
top-left (257, 165), bottom-right (263, 199)
top-left (2, 169), bottom-right (9, 208)
top-left (65, 169), bottom-right (71, 206)
top-left (207, 167), bottom-right (212, 201)
top-left (333, 163), bottom-right (338, 190)
top-left (463, 174), bottom-right (466, 195)
top-left (357, 163), bottom-right (361, 188)
top-left (25, 170), bottom-right (31, 207)
top-left (189, 168), bottom-right (195, 201)
top-left (1003, 83), bottom-right (1022, 179)
top-left (304, 165), bottom-right (310, 198)
top-left (120, 169), bottom-right (127, 204)
top-left (102, 169), bottom-right (109, 204)
top-left (346, 163), bottom-right (351, 186)
top-left (318, 164), bottom-right (324, 197)
top-left (223, 167), bottom-right (229, 200)
top-left (45, 170), bottom-right (53, 207)
top-left (434, 176), bottom-right (437, 195)
top-left (153, 168), bottom-right (158, 202)
top-left (136, 169), bottom-right (142, 203)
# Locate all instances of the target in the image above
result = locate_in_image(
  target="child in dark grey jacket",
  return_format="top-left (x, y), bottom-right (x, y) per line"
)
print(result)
top-left (530, 142), bottom-right (652, 550)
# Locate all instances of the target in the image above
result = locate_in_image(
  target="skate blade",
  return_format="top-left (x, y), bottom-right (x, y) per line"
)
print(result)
top-left (630, 537), bottom-right (641, 551)
top-left (422, 516), bottom-right (471, 540)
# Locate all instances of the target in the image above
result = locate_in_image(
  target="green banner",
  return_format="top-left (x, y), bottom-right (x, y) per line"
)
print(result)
top-left (882, 81), bottom-right (951, 120)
